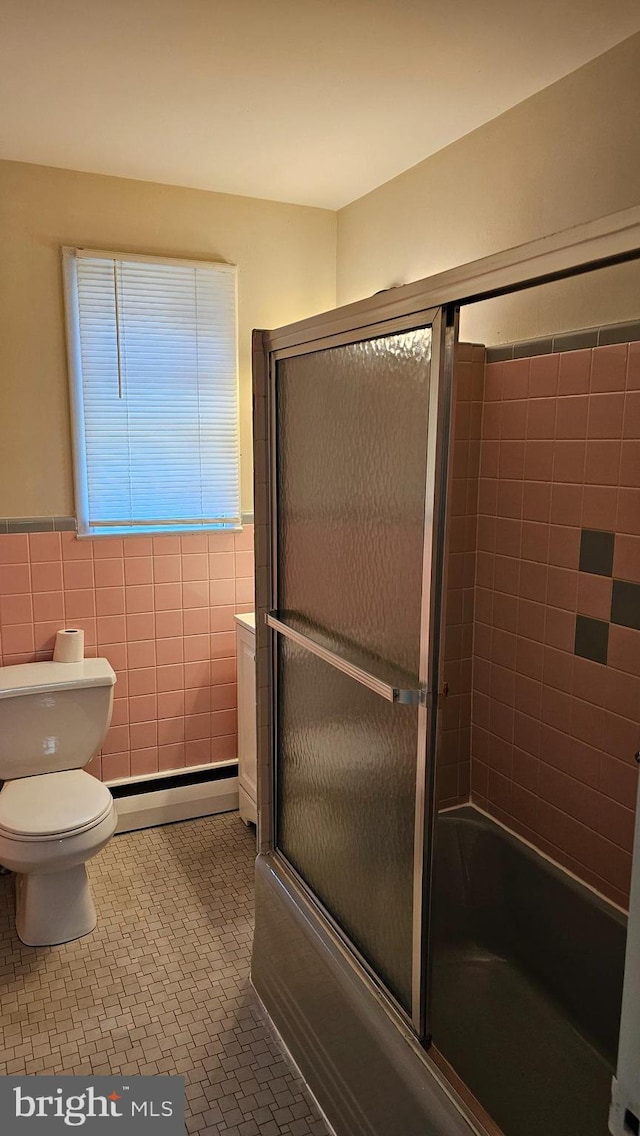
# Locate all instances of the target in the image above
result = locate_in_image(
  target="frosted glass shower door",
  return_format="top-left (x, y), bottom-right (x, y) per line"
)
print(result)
top-left (270, 321), bottom-right (445, 1021)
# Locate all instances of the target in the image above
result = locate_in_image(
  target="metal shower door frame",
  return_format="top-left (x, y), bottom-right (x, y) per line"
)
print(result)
top-left (253, 203), bottom-right (640, 1136)
top-left (261, 303), bottom-right (456, 1037)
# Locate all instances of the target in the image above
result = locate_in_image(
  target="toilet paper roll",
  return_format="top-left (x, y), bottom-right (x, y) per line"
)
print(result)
top-left (53, 628), bottom-right (85, 664)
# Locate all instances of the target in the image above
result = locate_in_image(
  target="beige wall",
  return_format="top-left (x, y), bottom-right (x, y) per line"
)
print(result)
top-left (337, 33), bottom-right (640, 345)
top-left (4, 34), bottom-right (640, 522)
top-left (0, 160), bottom-right (336, 518)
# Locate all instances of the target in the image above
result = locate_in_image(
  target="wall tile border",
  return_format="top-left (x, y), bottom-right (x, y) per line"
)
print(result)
top-left (0, 517), bottom-right (76, 534)
top-left (487, 319), bottom-right (640, 363)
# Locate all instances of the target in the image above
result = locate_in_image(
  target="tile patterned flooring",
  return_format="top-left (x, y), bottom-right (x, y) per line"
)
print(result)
top-left (0, 813), bottom-right (331, 1135)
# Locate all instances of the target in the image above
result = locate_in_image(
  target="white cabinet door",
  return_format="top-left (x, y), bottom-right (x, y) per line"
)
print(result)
top-left (236, 621), bottom-right (257, 825)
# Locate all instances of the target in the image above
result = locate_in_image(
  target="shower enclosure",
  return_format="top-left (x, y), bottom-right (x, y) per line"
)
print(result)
top-left (266, 313), bottom-right (452, 1031)
top-left (251, 208), bottom-right (640, 1136)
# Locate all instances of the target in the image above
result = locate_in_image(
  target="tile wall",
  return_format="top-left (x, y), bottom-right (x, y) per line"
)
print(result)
top-left (437, 343), bottom-right (483, 808)
top-left (0, 528), bottom-right (255, 782)
top-left (471, 340), bottom-right (640, 906)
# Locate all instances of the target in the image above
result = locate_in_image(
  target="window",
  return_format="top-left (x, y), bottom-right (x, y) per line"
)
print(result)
top-left (63, 248), bottom-right (240, 536)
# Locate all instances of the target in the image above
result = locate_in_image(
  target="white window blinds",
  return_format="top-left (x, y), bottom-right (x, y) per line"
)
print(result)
top-left (63, 248), bottom-right (240, 535)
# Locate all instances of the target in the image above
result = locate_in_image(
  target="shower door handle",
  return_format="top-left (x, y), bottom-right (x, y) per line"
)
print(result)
top-left (267, 612), bottom-right (426, 706)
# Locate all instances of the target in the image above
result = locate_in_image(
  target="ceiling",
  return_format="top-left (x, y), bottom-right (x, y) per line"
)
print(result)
top-left (1, 0), bottom-right (639, 210)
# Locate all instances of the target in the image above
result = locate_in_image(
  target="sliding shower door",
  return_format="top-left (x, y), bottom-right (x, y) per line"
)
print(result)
top-left (268, 313), bottom-right (453, 1027)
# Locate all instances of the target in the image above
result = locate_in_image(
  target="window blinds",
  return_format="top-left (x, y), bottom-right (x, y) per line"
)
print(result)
top-left (64, 249), bottom-right (240, 535)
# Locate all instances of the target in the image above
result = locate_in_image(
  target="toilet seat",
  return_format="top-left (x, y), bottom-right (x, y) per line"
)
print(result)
top-left (0, 770), bottom-right (113, 841)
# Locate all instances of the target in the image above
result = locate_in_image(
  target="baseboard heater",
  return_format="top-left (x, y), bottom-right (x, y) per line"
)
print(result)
top-left (108, 761), bottom-right (239, 833)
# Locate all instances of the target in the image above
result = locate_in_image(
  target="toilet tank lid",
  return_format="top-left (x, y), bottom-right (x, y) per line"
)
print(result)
top-left (0, 659), bottom-right (116, 700)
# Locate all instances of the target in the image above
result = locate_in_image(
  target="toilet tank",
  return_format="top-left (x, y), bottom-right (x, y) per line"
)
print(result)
top-left (0, 659), bottom-right (116, 780)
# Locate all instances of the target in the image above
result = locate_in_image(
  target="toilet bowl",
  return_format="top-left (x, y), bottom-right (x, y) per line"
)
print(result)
top-left (0, 770), bottom-right (117, 945)
top-left (0, 659), bottom-right (117, 946)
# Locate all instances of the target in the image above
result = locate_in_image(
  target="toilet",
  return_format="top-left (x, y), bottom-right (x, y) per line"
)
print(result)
top-left (0, 658), bottom-right (117, 947)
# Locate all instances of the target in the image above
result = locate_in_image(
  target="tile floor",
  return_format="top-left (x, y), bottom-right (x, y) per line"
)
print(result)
top-left (0, 812), bottom-right (331, 1135)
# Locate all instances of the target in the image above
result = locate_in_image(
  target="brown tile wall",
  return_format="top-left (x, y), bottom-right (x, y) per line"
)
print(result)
top-left (471, 341), bottom-right (640, 907)
top-left (0, 528), bottom-right (255, 782)
top-left (437, 343), bottom-right (484, 808)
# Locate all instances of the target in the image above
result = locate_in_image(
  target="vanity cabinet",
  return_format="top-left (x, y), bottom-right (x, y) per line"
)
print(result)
top-left (235, 613), bottom-right (257, 827)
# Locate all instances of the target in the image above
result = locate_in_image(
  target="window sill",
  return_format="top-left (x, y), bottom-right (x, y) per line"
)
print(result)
top-left (77, 523), bottom-right (243, 538)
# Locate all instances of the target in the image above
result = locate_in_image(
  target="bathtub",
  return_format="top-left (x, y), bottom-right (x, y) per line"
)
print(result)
top-left (252, 804), bottom-right (627, 1136)
top-left (431, 806), bottom-right (627, 1136)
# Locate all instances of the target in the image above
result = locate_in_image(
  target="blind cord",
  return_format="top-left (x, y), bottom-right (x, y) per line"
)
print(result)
top-left (112, 260), bottom-right (124, 399)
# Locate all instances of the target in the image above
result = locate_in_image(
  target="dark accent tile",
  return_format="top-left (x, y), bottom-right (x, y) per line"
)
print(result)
top-left (486, 345), bottom-right (514, 363)
top-left (53, 516), bottom-right (77, 531)
top-left (0, 519), bottom-right (7, 534)
top-left (598, 321), bottom-right (640, 346)
top-left (611, 579), bottom-right (640, 632)
top-left (553, 329), bottom-right (598, 353)
top-left (513, 338), bottom-right (553, 359)
top-left (579, 529), bottom-right (615, 577)
top-left (7, 516), bottom-right (54, 533)
top-left (574, 614), bottom-right (609, 665)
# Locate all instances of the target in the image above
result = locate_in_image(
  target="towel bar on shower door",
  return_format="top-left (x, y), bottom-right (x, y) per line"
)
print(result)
top-left (267, 611), bottom-right (427, 706)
